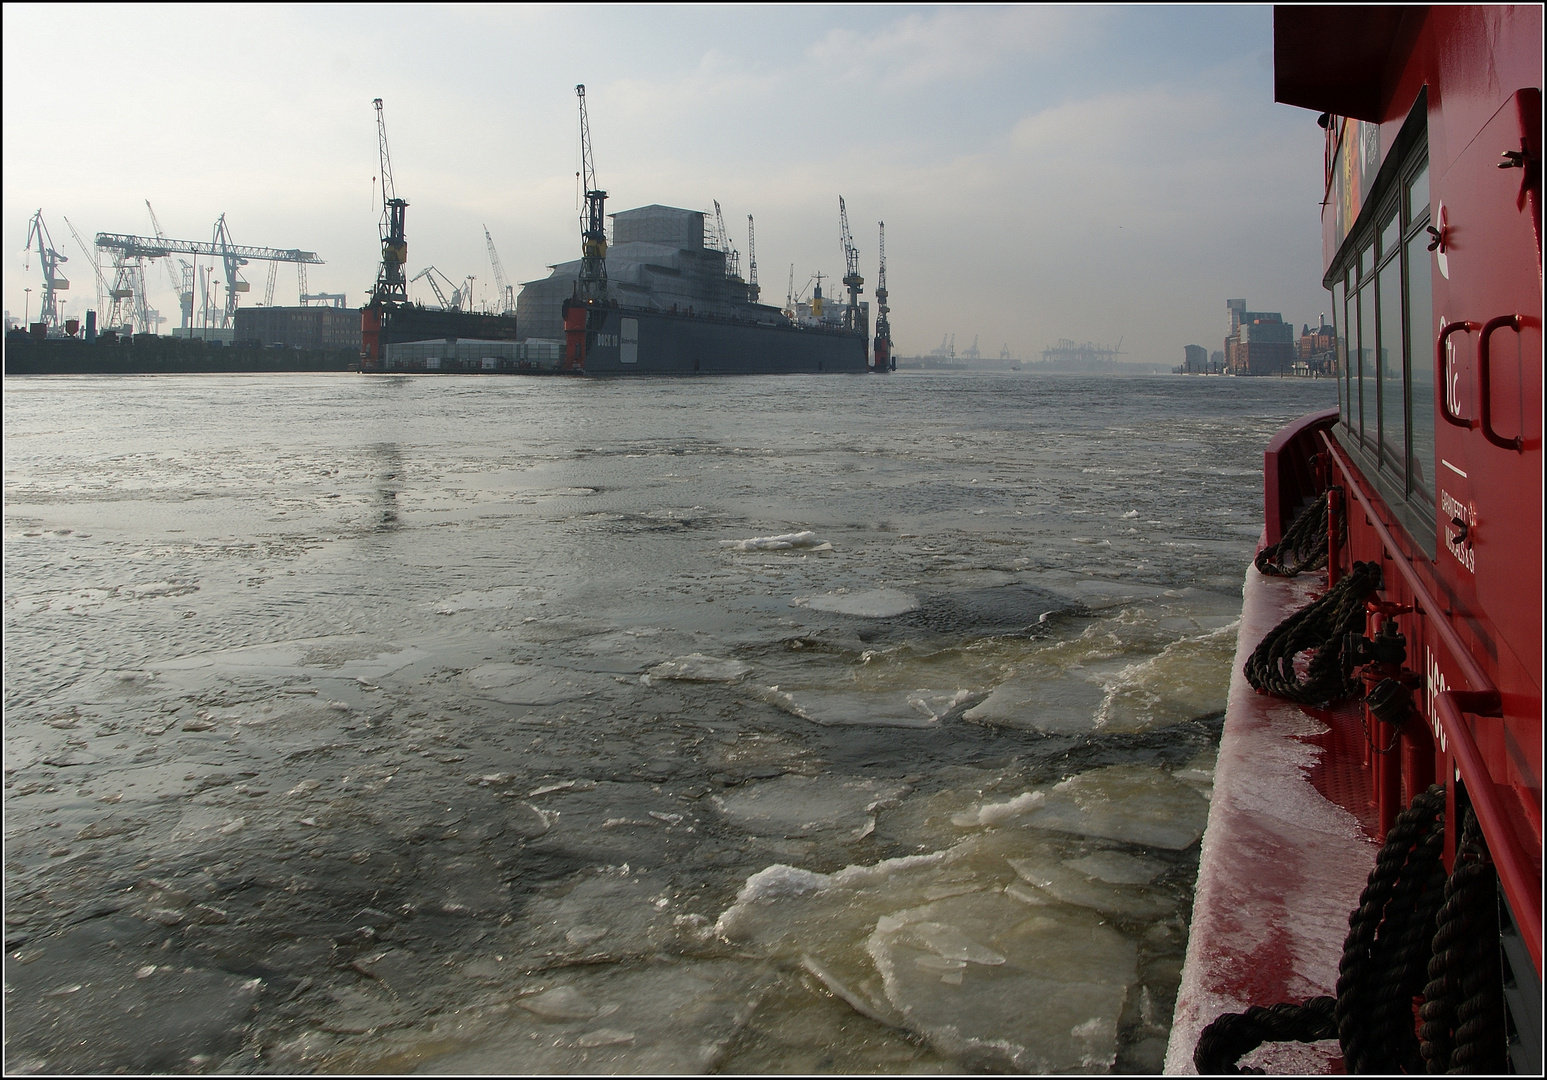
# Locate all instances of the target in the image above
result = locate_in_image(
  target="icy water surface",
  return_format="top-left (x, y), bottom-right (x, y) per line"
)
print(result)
top-left (4, 371), bottom-right (1336, 1073)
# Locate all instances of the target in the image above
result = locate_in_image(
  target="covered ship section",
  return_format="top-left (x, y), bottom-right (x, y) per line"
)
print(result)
top-left (1169, 6), bottom-right (1540, 1074)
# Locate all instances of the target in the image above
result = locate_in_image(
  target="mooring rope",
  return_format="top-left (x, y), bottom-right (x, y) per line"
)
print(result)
top-left (1194, 786), bottom-right (1509, 1074)
top-left (1243, 559), bottom-right (1382, 704)
top-left (1255, 488), bottom-right (1340, 577)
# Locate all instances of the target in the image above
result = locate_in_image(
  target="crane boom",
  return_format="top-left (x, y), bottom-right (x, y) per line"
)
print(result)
top-left (24, 210), bottom-right (69, 330)
top-left (484, 225), bottom-right (513, 314)
top-left (746, 214), bottom-right (759, 302)
top-left (370, 97), bottom-right (409, 308)
top-left (576, 84), bottom-right (607, 302)
top-left (873, 220), bottom-right (892, 372)
top-left (838, 197), bottom-right (864, 333)
top-left (147, 201), bottom-right (195, 328)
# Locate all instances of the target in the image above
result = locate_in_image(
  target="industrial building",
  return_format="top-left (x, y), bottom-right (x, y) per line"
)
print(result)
top-left (1224, 298), bottom-right (1294, 375)
top-left (516, 205), bottom-right (788, 342)
top-left (234, 305), bottom-right (360, 351)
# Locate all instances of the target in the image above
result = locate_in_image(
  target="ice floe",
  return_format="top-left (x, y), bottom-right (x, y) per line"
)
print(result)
top-left (796, 587), bottom-right (919, 617)
top-left (719, 530), bottom-right (831, 551)
top-left (712, 775), bottom-right (911, 839)
top-left (644, 654), bottom-right (750, 683)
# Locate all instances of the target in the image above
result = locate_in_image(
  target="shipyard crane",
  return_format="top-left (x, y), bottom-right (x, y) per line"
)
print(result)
top-left (712, 201), bottom-right (741, 280)
top-left (410, 266), bottom-right (459, 310)
top-left (746, 215), bottom-right (759, 302)
top-left (63, 215), bottom-right (119, 325)
top-left (211, 214), bottom-right (253, 327)
top-left (484, 225), bottom-right (514, 314)
top-left (873, 221), bottom-right (892, 372)
top-left (785, 263), bottom-right (795, 317)
top-left (147, 201), bottom-right (194, 328)
top-left (575, 84), bottom-right (607, 303)
top-left (371, 97), bottom-right (409, 308)
top-left (24, 210), bottom-right (69, 330)
top-left (837, 197), bottom-right (864, 333)
top-left (963, 335), bottom-right (981, 360)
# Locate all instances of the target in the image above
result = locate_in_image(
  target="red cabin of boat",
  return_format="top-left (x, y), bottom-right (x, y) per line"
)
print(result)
top-left (1168, 6), bottom-right (1541, 1073)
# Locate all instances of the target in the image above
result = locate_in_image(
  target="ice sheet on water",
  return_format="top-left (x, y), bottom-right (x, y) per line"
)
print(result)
top-left (1006, 855), bottom-right (1176, 920)
top-left (962, 668), bottom-right (1109, 734)
top-left (645, 654), bottom-right (750, 683)
top-left (796, 587), bottom-right (919, 618)
top-left (460, 663), bottom-right (611, 705)
top-left (763, 686), bottom-right (942, 728)
top-left (1095, 622), bottom-right (1237, 733)
top-left (713, 775), bottom-right (911, 839)
top-left (719, 530), bottom-right (831, 551)
top-left (999, 765), bottom-right (1210, 850)
top-left (867, 891), bottom-right (1137, 1071)
top-left (1064, 850), bottom-right (1167, 886)
top-left (412, 960), bottom-right (772, 1074)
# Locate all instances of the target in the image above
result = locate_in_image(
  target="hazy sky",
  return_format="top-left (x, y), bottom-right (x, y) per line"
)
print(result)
top-left (3, 4), bottom-right (1332, 362)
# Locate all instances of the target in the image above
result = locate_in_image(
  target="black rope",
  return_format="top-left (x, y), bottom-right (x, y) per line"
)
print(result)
top-left (1418, 809), bottom-right (1507, 1074)
top-left (1193, 997), bottom-right (1338, 1074)
top-left (1244, 560), bottom-right (1382, 704)
top-left (1336, 784), bottom-right (1448, 1074)
top-left (1256, 487), bottom-right (1341, 577)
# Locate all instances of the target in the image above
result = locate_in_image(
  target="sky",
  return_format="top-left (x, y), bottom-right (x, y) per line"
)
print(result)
top-left (3, 4), bottom-right (1333, 364)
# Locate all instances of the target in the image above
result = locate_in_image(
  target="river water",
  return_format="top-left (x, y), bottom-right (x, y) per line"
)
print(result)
top-left (3, 370), bottom-right (1336, 1073)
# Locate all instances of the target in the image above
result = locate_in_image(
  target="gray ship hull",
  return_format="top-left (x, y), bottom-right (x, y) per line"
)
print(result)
top-left (578, 307), bottom-right (867, 375)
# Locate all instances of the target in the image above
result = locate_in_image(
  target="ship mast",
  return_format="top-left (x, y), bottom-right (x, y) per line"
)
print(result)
top-left (576, 84), bottom-right (608, 303)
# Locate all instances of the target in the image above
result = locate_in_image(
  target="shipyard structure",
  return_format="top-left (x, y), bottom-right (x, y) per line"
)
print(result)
top-left (360, 87), bottom-right (883, 376)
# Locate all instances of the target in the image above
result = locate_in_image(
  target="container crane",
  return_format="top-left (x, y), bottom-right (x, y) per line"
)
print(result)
top-left (24, 210), bottom-right (69, 330)
top-left (575, 84), bottom-right (607, 303)
top-left (370, 97), bottom-right (409, 308)
top-left (838, 197), bottom-right (864, 334)
top-left (746, 215), bottom-right (759, 302)
top-left (873, 221), bottom-right (892, 372)
top-left (484, 225), bottom-right (514, 314)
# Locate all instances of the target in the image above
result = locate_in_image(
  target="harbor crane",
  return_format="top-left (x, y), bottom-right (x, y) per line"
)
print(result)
top-left (371, 97), bottom-right (409, 308)
top-left (746, 215), bottom-right (759, 302)
top-left (62, 215), bottom-right (118, 326)
top-left (712, 201), bottom-right (740, 280)
top-left (785, 263), bottom-right (795, 318)
top-left (95, 227), bottom-right (324, 330)
top-left (24, 210), bottom-right (69, 330)
top-left (838, 197), bottom-right (864, 333)
top-left (873, 221), bottom-right (892, 371)
top-left (575, 84), bottom-right (607, 303)
top-left (410, 266), bottom-right (463, 311)
top-left (963, 335), bottom-right (981, 360)
top-left (484, 225), bottom-right (514, 314)
top-left (147, 202), bottom-right (194, 328)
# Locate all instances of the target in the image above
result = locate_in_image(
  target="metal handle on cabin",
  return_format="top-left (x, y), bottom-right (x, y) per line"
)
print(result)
top-left (1477, 314), bottom-right (1525, 451)
top-left (1436, 320), bottom-right (1478, 428)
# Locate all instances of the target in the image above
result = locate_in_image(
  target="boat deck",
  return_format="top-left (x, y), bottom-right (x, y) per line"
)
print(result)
top-left (1164, 560), bottom-right (1380, 1074)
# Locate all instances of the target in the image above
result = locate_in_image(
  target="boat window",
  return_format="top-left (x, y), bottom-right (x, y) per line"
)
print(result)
top-left (1332, 277), bottom-right (1347, 420)
top-left (1357, 279), bottom-right (1375, 444)
top-left (1378, 252), bottom-right (1405, 473)
top-left (1380, 210), bottom-right (1401, 262)
top-left (1359, 242), bottom-right (1374, 281)
top-left (1406, 162), bottom-right (1429, 226)
top-left (1404, 162), bottom-right (1434, 508)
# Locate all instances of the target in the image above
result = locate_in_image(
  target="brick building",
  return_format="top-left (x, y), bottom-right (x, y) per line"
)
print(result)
top-left (1224, 298), bottom-right (1295, 375)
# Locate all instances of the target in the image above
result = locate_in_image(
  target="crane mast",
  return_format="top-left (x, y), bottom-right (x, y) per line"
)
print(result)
top-left (484, 225), bottom-right (513, 314)
top-left (575, 84), bottom-right (608, 303)
top-left (838, 197), bottom-right (864, 334)
top-left (873, 221), bottom-right (892, 372)
top-left (746, 215), bottom-right (759, 302)
top-left (371, 97), bottom-right (409, 308)
top-left (24, 210), bottom-right (69, 331)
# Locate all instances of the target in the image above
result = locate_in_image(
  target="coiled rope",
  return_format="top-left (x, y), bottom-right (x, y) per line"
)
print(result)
top-left (1256, 488), bottom-right (1340, 577)
top-left (1194, 786), bottom-right (1507, 1073)
top-left (1243, 560), bottom-right (1382, 704)
top-left (1419, 809), bottom-right (1506, 1074)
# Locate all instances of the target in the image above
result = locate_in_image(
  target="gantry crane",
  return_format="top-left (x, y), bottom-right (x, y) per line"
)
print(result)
top-left (96, 226), bottom-right (323, 330)
top-left (371, 97), bottom-right (409, 308)
top-left (838, 197), bottom-right (864, 334)
top-left (873, 221), bottom-right (892, 372)
top-left (575, 84), bottom-right (607, 303)
top-left (746, 215), bottom-right (759, 302)
top-left (24, 210), bottom-right (69, 330)
top-left (484, 225), bottom-right (514, 314)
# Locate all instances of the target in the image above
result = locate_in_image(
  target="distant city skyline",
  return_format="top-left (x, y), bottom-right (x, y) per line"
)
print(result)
top-left (3, 4), bottom-right (1331, 363)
